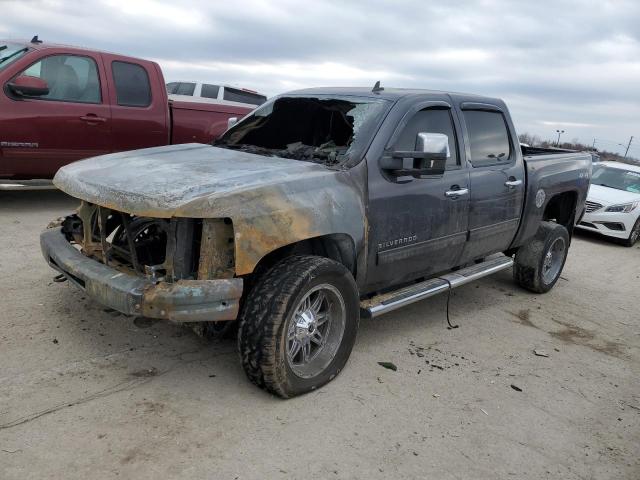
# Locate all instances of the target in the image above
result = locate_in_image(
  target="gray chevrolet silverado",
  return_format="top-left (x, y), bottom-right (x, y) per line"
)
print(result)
top-left (41, 86), bottom-right (592, 397)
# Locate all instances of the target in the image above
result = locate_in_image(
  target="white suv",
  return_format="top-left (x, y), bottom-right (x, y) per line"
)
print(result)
top-left (166, 81), bottom-right (267, 108)
top-left (577, 161), bottom-right (640, 246)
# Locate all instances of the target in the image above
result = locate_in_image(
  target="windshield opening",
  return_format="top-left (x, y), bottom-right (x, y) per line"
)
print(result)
top-left (214, 95), bottom-right (389, 167)
top-left (0, 43), bottom-right (29, 71)
top-left (591, 165), bottom-right (640, 193)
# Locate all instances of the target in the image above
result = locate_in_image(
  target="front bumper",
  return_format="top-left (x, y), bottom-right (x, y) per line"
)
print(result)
top-left (40, 228), bottom-right (243, 322)
top-left (576, 210), bottom-right (638, 240)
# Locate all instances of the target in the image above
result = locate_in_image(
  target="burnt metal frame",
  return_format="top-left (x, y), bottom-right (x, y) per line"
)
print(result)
top-left (94, 206), bottom-right (141, 273)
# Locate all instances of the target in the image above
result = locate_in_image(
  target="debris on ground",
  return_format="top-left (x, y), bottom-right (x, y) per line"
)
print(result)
top-left (133, 317), bottom-right (159, 329)
top-left (130, 367), bottom-right (158, 377)
top-left (378, 362), bottom-right (397, 371)
top-left (534, 349), bottom-right (549, 357)
top-left (480, 408), bottom-right (489, 416)
top-left (511, 384), bottom-right (523, 392)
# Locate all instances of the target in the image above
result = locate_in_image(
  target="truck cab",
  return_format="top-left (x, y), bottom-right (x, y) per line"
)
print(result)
top-left (0, 39), bottom-right (251, 181)
top-left (166, 81), bottom-right (267, 108)
top-left (0, 39), bottom-right (169, 179)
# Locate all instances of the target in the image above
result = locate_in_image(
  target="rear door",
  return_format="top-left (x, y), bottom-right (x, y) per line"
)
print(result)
top-left (457, 103), bottom-right (525, 262)
top-left (366, 101), bottom-right (470, 290)
top-left (1, 51), bottom-right (111, 178)
top-left (102, 56), bottom-right (168, 152)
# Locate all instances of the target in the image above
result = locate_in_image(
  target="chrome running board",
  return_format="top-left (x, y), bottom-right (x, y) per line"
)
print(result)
top-left (361, 255), bottom-right (514, 318)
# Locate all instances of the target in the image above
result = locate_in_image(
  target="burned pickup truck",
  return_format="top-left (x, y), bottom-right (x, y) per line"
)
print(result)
top-left (41, 86), bottom-right (592, 397)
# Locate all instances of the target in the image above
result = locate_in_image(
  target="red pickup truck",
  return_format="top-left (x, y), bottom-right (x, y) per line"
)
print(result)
top-left (0, 38), bottom-right (252, 180)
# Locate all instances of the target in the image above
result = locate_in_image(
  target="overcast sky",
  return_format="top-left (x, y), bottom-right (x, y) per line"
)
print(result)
top-left (2, 0), bottom-right (639, 156)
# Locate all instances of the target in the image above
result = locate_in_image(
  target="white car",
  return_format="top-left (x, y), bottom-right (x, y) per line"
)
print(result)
top-left (577, 161), bottom-right (640, 246)
top-left (166, 81), bottom-right (267, 108)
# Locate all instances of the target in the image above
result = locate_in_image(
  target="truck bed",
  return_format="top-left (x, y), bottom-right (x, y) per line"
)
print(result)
top-left (512, 148), bottom-right (592, 248)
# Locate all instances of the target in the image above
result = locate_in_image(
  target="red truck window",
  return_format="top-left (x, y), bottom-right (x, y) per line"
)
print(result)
top-left (17, 54), bottom-right (101, 104)
top-left (111, 61), bottom-right (151, 107)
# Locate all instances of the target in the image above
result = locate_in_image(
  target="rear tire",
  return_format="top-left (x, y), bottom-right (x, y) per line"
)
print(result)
top-left (238, 255), bottom-right (359, 398)
top-left (622, 217), bottom-right (640, 247)
top-left (514, 221), bottom-right (570, 293)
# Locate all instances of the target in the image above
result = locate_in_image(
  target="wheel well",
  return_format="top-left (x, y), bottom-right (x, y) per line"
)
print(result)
top-left (250, 234), bottom-right (357, 278)
top-left (543, 191), bottom-right (577, 231)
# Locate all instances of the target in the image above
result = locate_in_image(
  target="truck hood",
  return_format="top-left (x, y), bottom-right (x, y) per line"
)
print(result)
top-left (54, 143), bottom-right (339, 217)
top-left (54, 143), bottom-right (366, 276)
top-left (587, 183), bottom-right (640, 206)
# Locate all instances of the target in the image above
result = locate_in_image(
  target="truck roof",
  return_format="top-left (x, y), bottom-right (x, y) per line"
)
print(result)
top-left (5, 39), bottom-right (149, 64)
top-left (287, 86), bottom-right (500, 104)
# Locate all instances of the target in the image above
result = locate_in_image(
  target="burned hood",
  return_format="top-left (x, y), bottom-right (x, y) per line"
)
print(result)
top-left (54, 143), bottom-right (367, 276)
top-left (54, 143), bottom-right (338, 217)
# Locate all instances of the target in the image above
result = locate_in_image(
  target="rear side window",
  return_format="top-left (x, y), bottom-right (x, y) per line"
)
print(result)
top-left (395, 108), bottom-right (459, 168)
top-left (463, 110), bottom-right (512, 166)
top-left (166, 82), bottom-right (179, 94)
top-left (223, 87), bottom-right (266, 106)
top-left (175, 82), bottom-right (195, 96)
top-left (201, 83), bottom-right (220, 99)
top-left (111, 61), bottom-right (151, 107)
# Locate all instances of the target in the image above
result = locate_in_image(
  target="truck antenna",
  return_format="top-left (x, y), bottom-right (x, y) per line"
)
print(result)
top-left (31, 35), bottom-right (43, 44)
top-left (372, 80), bottom-right (384, 93)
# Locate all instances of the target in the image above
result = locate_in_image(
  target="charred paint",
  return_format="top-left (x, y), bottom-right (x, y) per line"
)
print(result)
top-left (53, 143), bottom-right (366, 277)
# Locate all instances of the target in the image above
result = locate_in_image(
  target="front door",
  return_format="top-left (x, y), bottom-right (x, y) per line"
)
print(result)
top-left (366, 105), bottom-right (470, 291)
top-left (0, 52), bottom-right (111, 179)
top-left (457, 107), bottom-right (525, 262)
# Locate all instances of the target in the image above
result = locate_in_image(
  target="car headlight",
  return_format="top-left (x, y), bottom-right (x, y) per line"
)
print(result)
top-left (605, 201), bottom-right (639, 213)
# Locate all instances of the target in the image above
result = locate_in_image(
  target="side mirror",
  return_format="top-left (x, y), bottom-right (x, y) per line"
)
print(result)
top-left (381, 132), bottom-right (450, 178)
top-left (7, 75), bottom-right (49, 97)
top-left (227, 117), bottom-right (238, 130)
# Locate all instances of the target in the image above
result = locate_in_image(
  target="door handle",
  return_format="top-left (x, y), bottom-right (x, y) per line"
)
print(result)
top-left (505, 179), bottom-right (523, 187)
top-left (80, 115), bottom-right (107, 124)
top-left (445, 188), bottom-right (469, 198)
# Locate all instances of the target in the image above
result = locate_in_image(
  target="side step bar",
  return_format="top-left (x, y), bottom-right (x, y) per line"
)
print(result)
top-left (0, 179), bottom-right (55, 191)
top-left (361, 255), bottom-right (514, 318)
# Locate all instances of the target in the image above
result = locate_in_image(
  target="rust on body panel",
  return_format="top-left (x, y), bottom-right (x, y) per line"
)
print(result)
top-left (140, 279), bottom-right (243, 322)
top-left (198, 218), bottom-right (235, 279)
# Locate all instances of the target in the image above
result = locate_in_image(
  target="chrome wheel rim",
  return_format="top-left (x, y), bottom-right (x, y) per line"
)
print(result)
top-left (285, 284), bottom-right (346, 378)
top-left (542, 237), bottom-right (566, 284)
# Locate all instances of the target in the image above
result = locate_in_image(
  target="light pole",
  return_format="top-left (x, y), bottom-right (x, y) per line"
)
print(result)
top-left (556, 129), bottom-right (565, 146)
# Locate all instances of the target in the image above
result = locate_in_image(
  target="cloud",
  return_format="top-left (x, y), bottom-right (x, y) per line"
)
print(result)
top-left (2, 0), bottom-right (639, 154)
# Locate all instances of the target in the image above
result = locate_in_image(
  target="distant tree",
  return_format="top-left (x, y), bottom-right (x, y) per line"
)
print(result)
top-left (518, 133), bottom-right (541, 146)
top-left (517, 132), bottom-right (639, 164)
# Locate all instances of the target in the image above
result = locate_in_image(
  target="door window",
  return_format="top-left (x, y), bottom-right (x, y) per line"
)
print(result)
top-left (111, 61), bottom-right (151, 107)
top-left (463, 110), bottom-right (512, 167)
top-left (175, 82), bottom-right (195, 96)
top-left (201, 83), bottom-right (220, 99)
top-left (394, 108), bottom-right (459, 168)
top-left (17, 54), bottom-right (101, 103)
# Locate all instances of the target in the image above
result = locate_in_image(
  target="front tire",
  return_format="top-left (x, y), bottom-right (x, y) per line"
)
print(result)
top-left (622, 217), bottom-right (640, 247)
top-left (514, 221), bottom-right (570, 293)
top-left (238, 255), bottom-right (359, 398)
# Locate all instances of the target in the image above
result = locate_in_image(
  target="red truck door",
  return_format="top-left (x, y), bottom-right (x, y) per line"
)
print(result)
top-left (0, 51), bottom-right (112, 179)
top-left (101, 55), bottom-right (169, 151)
